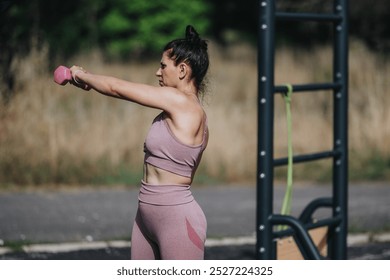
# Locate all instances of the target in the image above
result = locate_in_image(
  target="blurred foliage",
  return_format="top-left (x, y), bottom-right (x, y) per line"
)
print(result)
top-left (1, 0), bottom-right (390, 101)
top-left (0, 0), bottom-right (210, 59)
top-left (97, 0), bottom-right (210, 58)
top-left (2, 0), bottom-right (390, 59)
top-left (3, 0), bottom-right (389, 61)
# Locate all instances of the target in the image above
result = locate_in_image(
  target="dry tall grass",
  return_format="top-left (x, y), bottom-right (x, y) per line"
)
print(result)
top-left (1, 40), bottom-right (389, 186)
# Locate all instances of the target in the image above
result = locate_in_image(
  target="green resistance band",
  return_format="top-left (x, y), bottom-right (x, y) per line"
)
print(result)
top-left (279, 84), bottom-right (293, 230)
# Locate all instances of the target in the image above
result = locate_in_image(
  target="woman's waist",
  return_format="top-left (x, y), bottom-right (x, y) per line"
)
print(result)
top-left (143, 163), bottom-right (192, 185)
top-left (138, 180), bottom-right (194, 206)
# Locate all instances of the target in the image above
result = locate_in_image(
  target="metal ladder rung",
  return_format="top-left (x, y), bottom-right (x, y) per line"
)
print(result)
top-left (274, 150), bottom-right (340, 167)
top-left (274, 82), bottom-right (341, 94)
top-left (276, 12), bottom-right (342, 22)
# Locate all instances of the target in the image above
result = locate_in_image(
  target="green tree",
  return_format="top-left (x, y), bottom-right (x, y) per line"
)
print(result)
top-left (98, 0), bottom-right (210, 58)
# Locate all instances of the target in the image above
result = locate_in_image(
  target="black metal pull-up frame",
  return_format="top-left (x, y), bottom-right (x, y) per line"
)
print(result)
top-left (256, 0), bottom-right (348, 260)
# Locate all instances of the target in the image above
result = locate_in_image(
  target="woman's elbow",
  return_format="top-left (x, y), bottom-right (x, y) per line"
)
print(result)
top-left (100, 77), bottom-right (122, 98)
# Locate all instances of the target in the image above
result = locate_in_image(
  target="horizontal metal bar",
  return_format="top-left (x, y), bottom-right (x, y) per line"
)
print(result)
top-left (274, 150), bottom-right (340, 166)
top-left (299, 197), bottom-right (333, 224)
top-left (273, 216), bottom-right (342, 239)
top-left (274, 83), bottom-right (341, 94)
top-left (276, 12), bottom-right (342, 22)
top-left (306, 216), bottom-right (342, 230)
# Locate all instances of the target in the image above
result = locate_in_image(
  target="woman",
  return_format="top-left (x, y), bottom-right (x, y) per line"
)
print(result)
top-left (69, 25), bottom-right (209, 260)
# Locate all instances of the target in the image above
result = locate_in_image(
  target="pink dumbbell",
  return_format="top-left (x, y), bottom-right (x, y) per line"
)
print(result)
top-left (53, 65), bottom-right (91, 90)
top-left (54, 65), bottom-right (72, 85)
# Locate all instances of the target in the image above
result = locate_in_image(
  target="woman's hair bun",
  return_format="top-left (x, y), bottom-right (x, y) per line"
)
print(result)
top-left (185, 25), bottom-right (200, 42)
top-left (185, 25), bottom-right (207, 49)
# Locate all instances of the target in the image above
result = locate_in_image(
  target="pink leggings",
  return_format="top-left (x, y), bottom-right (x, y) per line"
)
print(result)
top-left (130, 181), bottom-right (207, 260)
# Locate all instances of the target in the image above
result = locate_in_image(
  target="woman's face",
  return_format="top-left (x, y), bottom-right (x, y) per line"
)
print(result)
top-left (156, 51), bottom-right (179, 88)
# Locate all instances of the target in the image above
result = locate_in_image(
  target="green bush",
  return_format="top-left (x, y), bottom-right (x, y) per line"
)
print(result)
top-left (98, 0), bottom-right (211, 58)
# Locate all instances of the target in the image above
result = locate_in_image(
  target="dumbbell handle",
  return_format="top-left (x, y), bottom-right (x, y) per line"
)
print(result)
top-left (53, 65), bottom-right (91, 90)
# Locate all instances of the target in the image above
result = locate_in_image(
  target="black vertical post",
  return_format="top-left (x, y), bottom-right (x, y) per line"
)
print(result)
top-left (331, 0), bottom-right (349, 260)
top-left (256, 0), bottom-right (275, 260)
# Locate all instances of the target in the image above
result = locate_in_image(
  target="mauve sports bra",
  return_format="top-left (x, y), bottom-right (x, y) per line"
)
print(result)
top-left (144, 112), bottom-right (208, 178)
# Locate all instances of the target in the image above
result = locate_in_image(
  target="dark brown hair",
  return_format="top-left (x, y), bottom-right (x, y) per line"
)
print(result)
top-left (163, 25), bottom-right (209, 93)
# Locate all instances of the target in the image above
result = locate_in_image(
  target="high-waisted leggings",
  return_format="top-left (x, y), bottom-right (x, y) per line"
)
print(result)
top-left (130, 180), bottom-right (207, 260)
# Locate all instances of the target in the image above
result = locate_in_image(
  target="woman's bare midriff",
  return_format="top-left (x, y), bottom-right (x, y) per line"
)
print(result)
top-left (143, 163), bottom-right (192, 185)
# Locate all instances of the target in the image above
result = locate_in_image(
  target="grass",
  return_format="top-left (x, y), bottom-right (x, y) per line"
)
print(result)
top-left (1, 40), bottom-right (389, 187)
top-left (2, 240), bottom-right (34, 252)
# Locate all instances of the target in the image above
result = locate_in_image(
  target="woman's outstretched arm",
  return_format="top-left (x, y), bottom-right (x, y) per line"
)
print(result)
top-left (70, 66), bottom-right (187, 113)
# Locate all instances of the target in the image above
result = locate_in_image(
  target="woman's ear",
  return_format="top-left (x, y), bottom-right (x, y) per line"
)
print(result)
top-left (178, 63), bottom-right (188, 80)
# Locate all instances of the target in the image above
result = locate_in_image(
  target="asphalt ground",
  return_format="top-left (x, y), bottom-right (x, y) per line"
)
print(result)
top-left (0, 182), bottom-right (389, 260)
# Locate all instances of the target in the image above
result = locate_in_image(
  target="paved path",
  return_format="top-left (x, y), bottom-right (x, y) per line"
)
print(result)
top-left (1, 182), bottom-right (389, 243)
